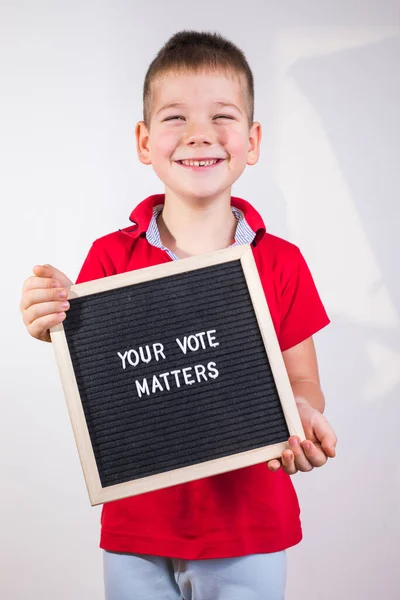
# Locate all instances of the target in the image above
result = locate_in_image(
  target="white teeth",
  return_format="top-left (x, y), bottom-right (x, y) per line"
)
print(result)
top-left (181, 159), bottom-right (219, 167)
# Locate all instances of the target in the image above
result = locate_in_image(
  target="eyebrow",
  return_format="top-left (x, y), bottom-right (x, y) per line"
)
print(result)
top-left (156, 101), bottom-right (243, 116)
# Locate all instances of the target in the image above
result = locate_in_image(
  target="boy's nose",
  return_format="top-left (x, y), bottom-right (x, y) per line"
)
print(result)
top-left (187, 136), bottom-right (211, 146)
top-left (185, 124), bottom-right (215, 146)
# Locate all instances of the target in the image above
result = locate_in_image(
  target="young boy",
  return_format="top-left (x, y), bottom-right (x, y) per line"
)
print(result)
top-left (20, 30), bottom-right (337, 600)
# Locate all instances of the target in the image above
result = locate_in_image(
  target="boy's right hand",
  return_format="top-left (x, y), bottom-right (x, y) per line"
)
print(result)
top-left (20, 264), bottom-right (73, 343)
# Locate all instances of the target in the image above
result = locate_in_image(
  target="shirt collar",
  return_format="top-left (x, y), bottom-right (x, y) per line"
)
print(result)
top-left (128, 194), bottom-right (266, 246)
top-left (146, 204), bottom-right (256, 260)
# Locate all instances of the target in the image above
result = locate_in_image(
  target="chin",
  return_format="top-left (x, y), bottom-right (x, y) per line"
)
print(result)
top-left (171, 183), bottom-right (233, 202)
top-left (184, 191), bottom-right (227, 203)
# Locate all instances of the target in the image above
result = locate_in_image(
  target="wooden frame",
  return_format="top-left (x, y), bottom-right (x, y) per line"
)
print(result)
top-left (50, 244), bottom-right (305, 505)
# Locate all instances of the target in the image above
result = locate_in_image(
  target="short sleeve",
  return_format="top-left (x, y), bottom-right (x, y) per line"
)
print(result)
top-left (278, 248), bottom-right (330, 351)
top-left (75, 241), bottom-right (113, 285)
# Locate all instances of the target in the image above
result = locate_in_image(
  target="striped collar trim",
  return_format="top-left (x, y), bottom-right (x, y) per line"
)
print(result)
top-left (146, 205), bottom-right (256, 261)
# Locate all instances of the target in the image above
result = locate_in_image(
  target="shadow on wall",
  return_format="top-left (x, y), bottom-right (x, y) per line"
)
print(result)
top-left (290, 32), bottom-right (400, 360)
top-left (285, 35), bottom-right (400, 595)
top-left (290, 34), bottom-right (400, 309)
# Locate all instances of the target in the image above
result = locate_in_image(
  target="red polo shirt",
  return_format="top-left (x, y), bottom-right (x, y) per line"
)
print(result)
top-left (75, 194), bottom-right (330, 559)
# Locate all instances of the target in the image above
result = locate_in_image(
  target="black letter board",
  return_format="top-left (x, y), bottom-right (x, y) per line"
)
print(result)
top-left (50, 245), bottom-right (304, 505)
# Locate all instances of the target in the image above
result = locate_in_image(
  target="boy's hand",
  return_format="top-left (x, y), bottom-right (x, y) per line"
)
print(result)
top-left (267, 400), bottom-right (337, 475)
top-left (20, 264), bottom-right (73, 343)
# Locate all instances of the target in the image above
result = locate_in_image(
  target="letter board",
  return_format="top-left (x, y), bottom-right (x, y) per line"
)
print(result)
top-left (50, 245), bottom-right (305, 505)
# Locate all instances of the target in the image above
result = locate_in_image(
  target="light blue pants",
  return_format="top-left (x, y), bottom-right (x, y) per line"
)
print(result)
top-left (103, 550), bottom-right (287, 600)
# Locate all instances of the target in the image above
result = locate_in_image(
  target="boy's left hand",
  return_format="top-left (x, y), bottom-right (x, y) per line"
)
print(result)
top-left (267, 400), bottom-right (337, 474)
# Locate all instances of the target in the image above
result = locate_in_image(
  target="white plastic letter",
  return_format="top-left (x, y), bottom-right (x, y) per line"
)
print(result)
top-left (196, 332), bottom-right (207, 349)
top-left (135, 378), bottom-right (150, 398)
top-left (153, 343), bottom-right (166, 361)
top-left (128, 349), bottom-right (139, 367)
top-left (206, 330), bottom-right (219, 348)
top-left (139, 345), bottom-right (152, 364)
top-left (207, 361), bottom-right (219, 379)
top-left (182, 367), bottom-right (195, 385)
top-left (175, 337), bottom-right (188, 354)
top-left (117, 351), bottom-right (128, 370)
top-left (187, 335), bottom-right (200, 352)
top-left (152, 375), bottom-right (164, 394)
top-left (159, 372), bottom-right (171, 391)
top-left (170, 369), bottom-right (182, 388)
top-left (194, 364), bottom-right (207, 382)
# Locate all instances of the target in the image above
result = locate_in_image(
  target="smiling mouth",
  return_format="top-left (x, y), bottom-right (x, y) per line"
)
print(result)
top-left (176, 158), bottom-right (225, 169)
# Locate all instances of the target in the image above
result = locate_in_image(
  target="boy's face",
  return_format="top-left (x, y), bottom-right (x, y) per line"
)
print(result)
top-left (136, 70), bottom-right (261, 202)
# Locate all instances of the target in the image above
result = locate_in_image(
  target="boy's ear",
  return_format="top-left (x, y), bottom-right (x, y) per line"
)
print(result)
top-left (135, 121), bottom-right (152, 165)
top-left (247, 121), bottom-right (262, 166)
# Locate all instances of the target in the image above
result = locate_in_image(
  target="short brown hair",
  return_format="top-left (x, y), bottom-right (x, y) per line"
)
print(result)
top-left (143, 30), bottom-right (254, 127)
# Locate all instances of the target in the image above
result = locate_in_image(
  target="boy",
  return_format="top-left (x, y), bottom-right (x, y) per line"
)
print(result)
top-left (20, 30), bottom-right (337, 599)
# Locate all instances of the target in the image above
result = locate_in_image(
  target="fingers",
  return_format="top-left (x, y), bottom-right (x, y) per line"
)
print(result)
top-left (281, 449), bottom-right (297, 475)
top-left (268, 436), bottom-right (332, 476)
top-left (21, 292), bottom-right (70, 342)
top-left (320, 430), bottom-right (337, 459)
top-left (283, 436), bottom-right (334, 474)
top-left (312, 414), bottom-right (338, 458)
top-left (23, 274), bottom-right (60, 294)
top-left (32, 264), bottom-right (73, 288)
top-left (20, 264), bottom-right (73, 343)
top-left (300, 440), bottom-right (328, 468)
top-left (21, 282), bottom-right (68, 312)
top-left (27, 311), bottom-right (67, 342)
top-left (288, 437), bottom-right (313, 473)
top-left (267, 458), bottom-right (282, 472)
top-left (268, 410), bottom-right (338, 475)
top-left (267, 448), bottom-right (300, 475)
top-left (23, 299), bottom-right (70, 326)
top-left (268, 447), bottom-right (303, 475)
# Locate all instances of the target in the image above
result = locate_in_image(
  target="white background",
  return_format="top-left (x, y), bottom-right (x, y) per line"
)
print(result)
top-left (1, 1), bottom-right (399, 598)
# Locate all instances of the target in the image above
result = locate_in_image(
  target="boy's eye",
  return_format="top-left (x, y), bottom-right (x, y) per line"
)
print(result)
top-left (164, 115), bottom-right (234, 122)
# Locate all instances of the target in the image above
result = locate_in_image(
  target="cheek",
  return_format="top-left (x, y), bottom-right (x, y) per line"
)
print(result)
top-left (225, 131), bottom-right (250, 160)
top-left (151, 130), bottom-right (179, 157)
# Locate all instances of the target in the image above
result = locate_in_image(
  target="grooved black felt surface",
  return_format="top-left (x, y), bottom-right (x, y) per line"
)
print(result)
top-left (63, 260), bottom-right (289, 488)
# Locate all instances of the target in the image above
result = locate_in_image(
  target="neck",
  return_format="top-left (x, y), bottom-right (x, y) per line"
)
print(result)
top-left (157, 188), bottom-right (237, 258)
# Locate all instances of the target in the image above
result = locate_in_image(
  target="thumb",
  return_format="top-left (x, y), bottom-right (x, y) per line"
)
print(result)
top-left (33, 263), bottom-right (73, 288)
top-left (312, 413), bottom-right (337, 458)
